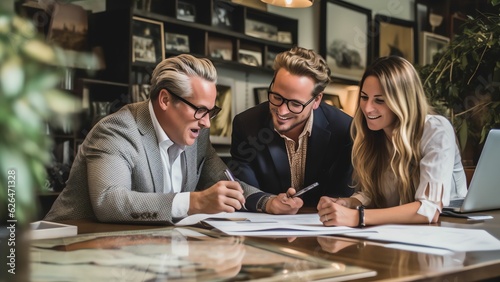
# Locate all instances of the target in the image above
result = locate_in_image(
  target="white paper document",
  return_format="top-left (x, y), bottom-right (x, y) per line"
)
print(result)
top-left (175, 212), bottom-right (500, 252)
top-left (339, 225), bottom-right (500, 252)
top-left (176, 212), bottom-right (358, 236)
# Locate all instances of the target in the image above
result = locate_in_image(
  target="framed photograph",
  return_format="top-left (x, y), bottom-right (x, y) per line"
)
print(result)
top-left (212, 0), bottom-right (234, 30)
top-left (254, 87), bottom-right (268, 105)
top-left (238, 49), bottom-right (262, 67)
top-left (277, 31), bottom-right (292, 44)
top-left (420, 32), bottom-right (449, 66)
top-left (374, 14), bottom-right (416, 64)
top-left (208, 37), bottom-right (233, 61)
top-left (320, 0), bottom-right (371, 83)
top-left (322, 93), bottom-right (343, 110)
top-left (245, 18), bottom-right (278, 41)
top-left (47, 2), bottom-right (88, 51)
top-left (165, 32), bottom-right (190, 53)
top-left (177, 1), bottom-right (196, 22)
top-left (210, 77), bottom-right (235, 144)
top-left (132, 16), bottom-right (164, 64)
top-left (265, 51), bottom-right (278, 69)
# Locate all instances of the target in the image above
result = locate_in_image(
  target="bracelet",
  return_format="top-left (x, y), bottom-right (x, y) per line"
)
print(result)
top-left (356, 205), bottom-right (365, 228)
top-left (257, 195), bottom-right (272, 213)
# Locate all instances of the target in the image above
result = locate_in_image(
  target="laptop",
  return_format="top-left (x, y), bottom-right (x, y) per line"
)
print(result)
top-left (443, 129), bottom-right (500, 213)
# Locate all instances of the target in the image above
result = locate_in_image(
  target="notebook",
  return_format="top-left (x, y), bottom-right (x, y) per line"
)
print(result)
top-left (443, 129), bottom-right (500, 213)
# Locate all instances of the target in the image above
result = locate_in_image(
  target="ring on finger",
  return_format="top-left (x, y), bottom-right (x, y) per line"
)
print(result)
top-left (324, 214), bottom-right (329, 222)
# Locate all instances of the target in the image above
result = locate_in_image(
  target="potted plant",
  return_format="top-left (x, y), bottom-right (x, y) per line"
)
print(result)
top-left (1, 2), bottom-right (79, 278)
top-left (418, 0), bottom-right (500, 165)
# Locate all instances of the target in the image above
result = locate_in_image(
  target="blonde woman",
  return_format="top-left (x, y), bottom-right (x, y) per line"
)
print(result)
top-left (318, 56), bottom-right (467, 227)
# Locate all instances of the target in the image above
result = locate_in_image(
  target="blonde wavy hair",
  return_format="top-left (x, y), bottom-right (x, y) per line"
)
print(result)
top-left (351, 56), bottom-right (431, 207)
top-left (273, 46), bottom-right (331, 95)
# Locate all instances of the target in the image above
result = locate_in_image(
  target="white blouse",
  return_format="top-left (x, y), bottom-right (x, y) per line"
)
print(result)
top-left (352, 115), bottom-right (468, 221)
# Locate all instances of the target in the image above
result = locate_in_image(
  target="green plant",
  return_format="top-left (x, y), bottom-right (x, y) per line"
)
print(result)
top-left (0, 3), bottom-right (76, 225)
top-left (418, 0), bottom-right (500, 156)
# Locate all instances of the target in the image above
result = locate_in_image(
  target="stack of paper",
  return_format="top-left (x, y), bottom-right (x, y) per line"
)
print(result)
top-left (30, 221), bottom-right (77, 240)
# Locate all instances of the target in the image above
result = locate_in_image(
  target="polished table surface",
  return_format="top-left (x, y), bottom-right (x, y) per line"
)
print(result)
top-left (51, 209), bottom-right (500, 282)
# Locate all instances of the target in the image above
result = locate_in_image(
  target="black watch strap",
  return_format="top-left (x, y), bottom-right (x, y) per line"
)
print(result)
top-left (356, 205), bottom-right (365, 228)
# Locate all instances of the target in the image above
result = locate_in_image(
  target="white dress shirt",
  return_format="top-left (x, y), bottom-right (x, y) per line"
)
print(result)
top-left (149, 101), bottom-right (190, 218)
top-left (352, 115), bottom-right (467, 221)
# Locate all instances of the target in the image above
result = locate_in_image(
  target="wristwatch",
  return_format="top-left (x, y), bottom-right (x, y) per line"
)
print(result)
top-left (356, 205), bottom-right (365, 228)
top-left (257, 195), bottom-right (275, 213)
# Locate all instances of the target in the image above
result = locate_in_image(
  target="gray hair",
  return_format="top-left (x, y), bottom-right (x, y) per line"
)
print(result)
top-left (149, 54), bottom-right (217, 100)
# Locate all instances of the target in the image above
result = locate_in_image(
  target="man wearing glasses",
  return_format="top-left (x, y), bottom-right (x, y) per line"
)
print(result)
top-left (230, 46), bottom-right (354, 214)
top-left (45, 54), bottom-right (263, 224)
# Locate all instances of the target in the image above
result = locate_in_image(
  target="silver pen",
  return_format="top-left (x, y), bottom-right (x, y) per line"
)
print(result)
top-left (224, 168), bottom-right (247, 210)
top-left (290, 182), bottom-right (319, 198)
top-left (224, 168), bottom-right (235, 181)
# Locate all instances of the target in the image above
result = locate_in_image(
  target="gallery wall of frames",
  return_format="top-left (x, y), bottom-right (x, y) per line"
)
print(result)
top-left (15, 0), bottom-right (490, 194)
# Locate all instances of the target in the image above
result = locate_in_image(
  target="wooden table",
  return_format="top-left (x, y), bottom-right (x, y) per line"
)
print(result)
top-left (54, 210), bottom-right (500, 281)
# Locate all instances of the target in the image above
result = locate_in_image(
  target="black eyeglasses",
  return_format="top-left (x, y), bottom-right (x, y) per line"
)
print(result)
top-left (267, 79), bottom-right (318, 114)
top-left (165, 88), bottom-right (221, 120)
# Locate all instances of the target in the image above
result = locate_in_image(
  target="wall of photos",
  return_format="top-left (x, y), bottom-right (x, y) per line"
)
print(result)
top-left (228, 0), bottom-right (415, 121)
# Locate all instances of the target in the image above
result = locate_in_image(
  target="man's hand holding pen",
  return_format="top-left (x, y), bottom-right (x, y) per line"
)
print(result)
top-left (264, 187), bottom-right (304, 215)
top-left (188, 169), bottom-right (245, 215)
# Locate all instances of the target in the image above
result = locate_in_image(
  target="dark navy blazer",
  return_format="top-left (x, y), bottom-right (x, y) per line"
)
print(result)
top-left (230, 101), bottom-right (354, 208)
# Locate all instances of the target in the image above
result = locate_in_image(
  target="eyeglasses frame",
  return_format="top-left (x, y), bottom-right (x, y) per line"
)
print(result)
top-left (164, 88), bottom-right (221, 120)
top-left (267, 77), bottom-right (320, 114)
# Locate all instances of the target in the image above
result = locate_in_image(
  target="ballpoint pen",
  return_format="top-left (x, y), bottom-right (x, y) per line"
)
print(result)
top-left (287, 182), bottom-right (319, 198)
top-left (224, 168), bottom-right (235, 181)
top-left (224, 168), bottom-right (247, 210)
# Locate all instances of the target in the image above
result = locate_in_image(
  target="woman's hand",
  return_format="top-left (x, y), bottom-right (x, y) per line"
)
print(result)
top-left (317, 196), bottom-right (359, 227)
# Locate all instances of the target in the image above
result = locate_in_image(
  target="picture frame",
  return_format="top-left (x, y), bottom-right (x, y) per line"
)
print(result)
top-left (165, 32), bottom-right (190, 53)
top-left (132, 16), bottom-right (164, 64)
top-left (254, 87), bottom-right (268, 105)
top-left (322, 93), bottom-right (343, 110)
top-left (277, 31), bottom-right (292, 44)
top-left (420, 32), bottom-right (449, 66)
top-left (212, 0), bottom-right (234, 31)
top-left (374, 14), bottom-right (416, 64)
top-left (320, 0), bottom-right (371, 83)
top-left (245, 18), bottom-right (278, 41)
top-left (238, 48), bottom-right (262, 67)
top-left (208, 36), bottom-right (233, 61)
top-left (177, 1), bottom-right (196, 22)
top-left (210, 77), bottom-right (235, 145)
top-left (265, 51), bottom-right (278, 69)
top-left (48, 2), bottom-right (89, 52)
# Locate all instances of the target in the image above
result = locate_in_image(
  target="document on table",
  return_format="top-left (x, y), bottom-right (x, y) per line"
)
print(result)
top-left (175, 212), bottom-right (500, 252)
top-left (339, 224), bottom-right (500, 252)
top-left (175, 212), bottom-right (360, 236)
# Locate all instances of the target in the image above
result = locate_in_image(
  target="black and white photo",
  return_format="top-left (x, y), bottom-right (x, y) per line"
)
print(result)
top-left (245, 18), bottom-right (278, 41)
top-left (177, 1), bottom-right (196, 22)
top-left (238, 49), bottom-right (261, 67)
top-left (165, 32), bottom-right (190, 53)
top-left (212, 0), bottom-right (233, 30)
top-left (132, 16), bottom-right (164, 64)
top-left (321, 0), bottom-right (371, 83)
top-left (208, 37), bottom-right (233, 61)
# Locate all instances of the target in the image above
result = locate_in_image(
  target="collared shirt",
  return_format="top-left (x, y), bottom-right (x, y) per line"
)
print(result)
top-left (275, 111), bottom-right (314, 190)
top-left (149, 101), bottom-right (189, 218)
top-left (351, 115), bottom-right (468, 222)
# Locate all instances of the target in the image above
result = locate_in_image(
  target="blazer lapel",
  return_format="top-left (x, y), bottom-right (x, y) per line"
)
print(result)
top-left (136, 101), bottom-right (164, 192)
top-left (183, 143), bottom-right (198, 192)
top-left (305, 110), bottom-right (330, 184)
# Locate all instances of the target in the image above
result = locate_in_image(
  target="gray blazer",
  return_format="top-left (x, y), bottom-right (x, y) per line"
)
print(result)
top-left (44, 101), bottom-right (260, 224)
